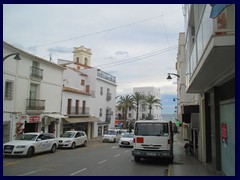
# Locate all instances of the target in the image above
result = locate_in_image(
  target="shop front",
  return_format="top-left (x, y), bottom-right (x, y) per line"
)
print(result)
top-left (63, 116), bottom-right (100, 139)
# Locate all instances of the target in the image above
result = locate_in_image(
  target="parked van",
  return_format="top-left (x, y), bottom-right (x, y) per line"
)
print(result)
top-left (132, 120), bottom-right (174, 163)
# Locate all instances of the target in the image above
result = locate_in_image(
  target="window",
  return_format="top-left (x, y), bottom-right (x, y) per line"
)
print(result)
top-left (5, 81), bottom-right (14, 100)
top-left (84, 57), bottom-right (88, 65)
top-left (99, 108), bottom-right (102, 117)
top-left (81, 79), bottom-right (85, 86)
top-left (100, 87), bottom-right (103, 95)
top-left (76, 57), bottom-right (80, 63)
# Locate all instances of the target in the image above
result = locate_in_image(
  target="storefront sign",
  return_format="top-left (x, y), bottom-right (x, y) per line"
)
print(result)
top-left (221, 123), bottom-right (227, 142)
top-left (29, 116), bottom-right (40, 123)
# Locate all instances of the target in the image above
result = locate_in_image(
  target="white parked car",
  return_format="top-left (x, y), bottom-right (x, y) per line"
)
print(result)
top-left (119, 133), bottom-right (134, 147)
top-left (3, 132), bottom-right (58, 157)
top-left (102, 129), bottom-right (121, 143)
top-left (57, 131), bottom-right (87, 149)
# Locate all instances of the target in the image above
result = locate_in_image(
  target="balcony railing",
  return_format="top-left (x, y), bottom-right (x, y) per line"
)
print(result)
top-left (67, 107), bottom-right (90, 116)
top-left (26, 99), bottom-right (45, 110)
top-left (106, 92), bottom-right (112, 101)
top-left (30, 66), bottom-right (43, 80)
top-left (97, 70), bottom-right (116, 83)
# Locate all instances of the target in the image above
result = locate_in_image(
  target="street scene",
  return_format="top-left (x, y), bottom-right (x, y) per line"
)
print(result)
top-left (3, 133), bottom-right (215, 176)
top-left (3, 4), bottom-right (235, 176)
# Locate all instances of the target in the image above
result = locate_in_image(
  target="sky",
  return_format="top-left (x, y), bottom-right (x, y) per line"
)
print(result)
top-left (3, 4), bottom-right (184, 114)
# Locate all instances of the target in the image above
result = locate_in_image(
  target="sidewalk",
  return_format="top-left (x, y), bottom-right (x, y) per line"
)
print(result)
top-left (169, 133), bottom-right (222, 176)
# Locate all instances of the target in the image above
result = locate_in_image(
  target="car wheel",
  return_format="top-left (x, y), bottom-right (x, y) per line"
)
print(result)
top-left (134, 156), bottom-right (141, 162)
top-left (119, 145), bottom-right (122, 147)
top-left (51, 144), bottom-right (57, 153)
top-left (71, 142), bottom-right (76, 149)
top-left (83, 141), bottom-right (87, 147)
top-left (26, 147), bottom-right (34, 158)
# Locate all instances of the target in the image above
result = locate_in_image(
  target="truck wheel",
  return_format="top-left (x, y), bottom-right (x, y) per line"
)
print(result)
top-left (134, 156), bottom-right (141, 162)
top-left (169, 157), bottom-right (173, 164)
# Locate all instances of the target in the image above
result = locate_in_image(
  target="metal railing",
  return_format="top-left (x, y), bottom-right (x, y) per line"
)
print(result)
top-left (26, 99), bottom-right (45, 110)
top-left (31, 66), bottom-right (43, 79)
top-left (67, 107), bottom-right (90, 116)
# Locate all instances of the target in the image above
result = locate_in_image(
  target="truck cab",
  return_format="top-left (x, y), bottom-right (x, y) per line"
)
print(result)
top-left (132, 120), bottom-right (173, 163)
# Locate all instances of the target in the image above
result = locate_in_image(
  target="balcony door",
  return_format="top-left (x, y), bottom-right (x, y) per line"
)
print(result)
top-left (82, 101), bottom-right (86, 114)
top-left (29, 84), bottom-right (38, 108)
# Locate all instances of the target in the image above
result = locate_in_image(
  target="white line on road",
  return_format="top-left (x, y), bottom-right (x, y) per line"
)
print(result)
top-left (70, 168), bottom-right (87, 176)
top-left (114, 154), bottom-right (120, 157)
top-left (18, 169), bottom-right (43, 176)
top-left (112, 146), bottom-right (119, 149)
top-left (98, 159), bottom-right (107, 164)
top-left (125, 150), bottom-right (130, 153)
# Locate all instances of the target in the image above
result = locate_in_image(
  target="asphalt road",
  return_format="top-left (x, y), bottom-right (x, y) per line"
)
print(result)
top-left (3, 139), bottom-right (170, 176)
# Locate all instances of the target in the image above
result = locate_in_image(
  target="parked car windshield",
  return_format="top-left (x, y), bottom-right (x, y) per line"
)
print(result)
top-left (16, 134), bottom-right (38, 141)
top-left (60, 132), bottom-right (75, 138)
top-left (122, 133), bottom-right (134, 138)
top-left (106, 130), bottom-right (117, 135)
top-left (135, 123), bottom-right (169, 136)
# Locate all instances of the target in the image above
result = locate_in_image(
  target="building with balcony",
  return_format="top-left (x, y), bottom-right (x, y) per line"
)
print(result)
top-left (182, 4), bottom-right (235, 175)
top-left (3, 41), bottom-right (65, 142)
top-left (58, 45), bottom-right (117, 138)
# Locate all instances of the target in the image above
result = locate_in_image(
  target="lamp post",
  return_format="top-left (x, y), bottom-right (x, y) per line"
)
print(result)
top-left (3, 53), bottom-right (21, 62)
top-left (166, 73), bottom-right (180, 80)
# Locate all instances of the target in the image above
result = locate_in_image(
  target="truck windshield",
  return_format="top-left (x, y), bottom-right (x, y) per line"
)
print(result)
top-left (134, 123), bottom-right (169, 136)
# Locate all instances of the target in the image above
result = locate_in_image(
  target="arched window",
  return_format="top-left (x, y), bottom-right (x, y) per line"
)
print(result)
top-left (84, 57), bottom-right (88, 65)
top-left (76, 57), bottom-right (80, 63)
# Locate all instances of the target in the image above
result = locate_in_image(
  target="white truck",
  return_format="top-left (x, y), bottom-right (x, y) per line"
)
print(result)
top-left (132, 120), bottom-right (174, 163)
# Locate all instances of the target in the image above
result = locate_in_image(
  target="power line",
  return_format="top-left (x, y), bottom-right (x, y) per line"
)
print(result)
top-left (29, 8), bottom-right (182, 49)
top-left (97, 46), bottom-right (177, 69)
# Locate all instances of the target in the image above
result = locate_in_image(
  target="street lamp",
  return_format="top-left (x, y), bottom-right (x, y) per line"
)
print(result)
top-left (167, 73), bottom-right (180, 80)
top-left (3, 53), bottom-right (21, 62)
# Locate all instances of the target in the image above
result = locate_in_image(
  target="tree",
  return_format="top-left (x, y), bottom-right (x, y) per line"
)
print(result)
top-left (131, 92), bottom-right (145, 121)
top-left (116, 94), bottom-right (134, 123)
top-left (143, 95), bottom-right (162, 120)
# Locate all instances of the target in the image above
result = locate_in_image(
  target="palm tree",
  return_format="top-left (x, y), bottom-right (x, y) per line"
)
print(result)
top-left (131, 92), bottom-right (145, 121)
top-left (116, 94), bottom-right (134, 123)
top-left (144, 95), bottom-right (162, 120)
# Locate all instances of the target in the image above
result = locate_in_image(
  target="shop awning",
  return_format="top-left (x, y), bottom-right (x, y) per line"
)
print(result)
top-left (64, 116), bottom-right (100, 123)
top-left (45, 114), bottom-right (67, 119)
top-left (182, 105), bottom-right (199, 114)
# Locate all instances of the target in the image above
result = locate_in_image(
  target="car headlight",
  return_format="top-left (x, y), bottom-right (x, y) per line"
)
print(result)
top-left (16, 145), bottom-right (26, 148)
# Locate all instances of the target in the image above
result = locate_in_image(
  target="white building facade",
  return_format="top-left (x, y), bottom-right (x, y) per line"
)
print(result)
top-left (3, 41), bottom-right (64, 142)
top-left (133, 87), bottom-right (161, 120)
top-left (182, 4), bottom-right (235, 175)
top-left (58, 46), bottom-right (117, 138)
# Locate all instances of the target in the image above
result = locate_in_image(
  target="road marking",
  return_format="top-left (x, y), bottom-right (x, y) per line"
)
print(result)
top-left (114, 154), bottom-right (120, 157)
top-left (18, 169), bottom-right (43, 176)
top-left (168, 164), bottom-right (172, 176)
top-left (70, 168), bottom-right (87, 176)
top-left (98, 159), bottom-right (107, 164)
top-left (125, 150), bottom-right (130, 153)
top-left (112, 146), bottom-right (118, 149)
top-left (3, 161), bottom-right (19, 166)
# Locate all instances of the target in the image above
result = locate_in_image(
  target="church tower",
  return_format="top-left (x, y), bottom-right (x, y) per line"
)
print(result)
top-left (73, 46), bottom-right (92, 66)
